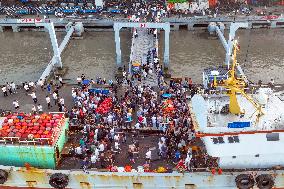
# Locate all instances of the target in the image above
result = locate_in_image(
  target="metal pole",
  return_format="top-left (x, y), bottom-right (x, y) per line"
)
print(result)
top-left (164, 27), bottom-right (170, 69)
top-left (114, 27), bottom-right (122, 68)
top-left (45, 22), bottom-right (62, 68)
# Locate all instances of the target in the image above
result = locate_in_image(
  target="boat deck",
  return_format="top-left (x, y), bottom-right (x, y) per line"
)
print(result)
top-left (57, 129), bottom-right (217, 171)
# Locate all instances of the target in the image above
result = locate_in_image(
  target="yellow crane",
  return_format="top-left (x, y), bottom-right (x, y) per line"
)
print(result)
top-left (214, 40), bottom-right (264, 122)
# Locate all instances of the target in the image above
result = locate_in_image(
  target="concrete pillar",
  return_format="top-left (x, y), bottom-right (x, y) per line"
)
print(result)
top-left (187, 23), bottom-right (195, 31)
top-left (46, 23), bottom-right (62, 68)
top-left (12, 25), bottom-right (19, 32)
top-left (170, 24), bottom-right (179, 31)
top-left (247, 22), bottom-right (252, 29)
top-left (114, 28), bottom-right (122, 68)
top-left (164, 28), bottom-right (170, 69)
top-left (0, 26), bottom-right (3, 32)
top-left (270, 21), bottom-right (277, 29)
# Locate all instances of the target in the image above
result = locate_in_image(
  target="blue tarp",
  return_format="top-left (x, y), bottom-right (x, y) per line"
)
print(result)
top-left (162, 93), bottom-right (172, 98)
top-left (82, 9), bottom-right (97, 13)
top-left (63, 9), bottom-right (76, 13)
top-left (42, 10), bottom-right (55, 14)
top-left (110, 9), bottom-right (120, 13)
top-left (82, 80), bottom-right (90, 85)
top-left (228, 122), bottom-right (251, 128)
top-left (16, 10), bottom-right (28, 14)
top-left (88, 88), bottom-right (109, 95)
top-left (208, 75), bottom-right (227, 81)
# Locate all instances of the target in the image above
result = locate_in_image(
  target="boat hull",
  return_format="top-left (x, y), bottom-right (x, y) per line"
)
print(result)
top-left (1, 165), bottom-right (284, 189)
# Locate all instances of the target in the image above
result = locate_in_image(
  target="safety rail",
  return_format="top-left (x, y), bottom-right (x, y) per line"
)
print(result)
top-left (0, 137), bottom-right (52, 145)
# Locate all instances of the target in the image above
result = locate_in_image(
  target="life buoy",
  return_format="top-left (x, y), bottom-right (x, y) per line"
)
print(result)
top-left (235, 174), bottom-right (254, 189)
top-left (49, 173), bottom-right (69, 189)
top-left (0, 169), bottom-right (8, 184)
top-left (256, 174), bottom-right (274, 189)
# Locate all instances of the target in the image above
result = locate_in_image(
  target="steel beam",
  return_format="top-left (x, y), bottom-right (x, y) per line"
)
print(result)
top-left (37, 25), bottom-right (74, 82)
top-left (215, 26), bottom-right (228, 50)
top-left (113, 22), bottom-right (170, 69)
top-left (114, 26), bottom-right (122, 68)
top-left (36, 22), bottom-right (62, 68)
top-left (225, 22), bottom-right (248, 67)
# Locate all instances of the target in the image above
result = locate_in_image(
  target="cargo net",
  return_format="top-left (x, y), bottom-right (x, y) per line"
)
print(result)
top-left (0, 113), bottom-right (65, 146)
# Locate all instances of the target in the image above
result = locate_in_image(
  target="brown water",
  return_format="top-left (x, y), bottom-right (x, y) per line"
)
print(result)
top-left (0, 29), bottom-right (283, 84)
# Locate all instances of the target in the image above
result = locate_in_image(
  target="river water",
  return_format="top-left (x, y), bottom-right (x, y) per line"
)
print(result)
top-left (0, 28), bottom-right (283, 84)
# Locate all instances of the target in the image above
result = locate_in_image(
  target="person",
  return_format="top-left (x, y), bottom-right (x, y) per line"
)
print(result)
top-left (59, 76), bottom-right (63, 86)
top-left (47, 83), bottom-right (51, 94)
top-left (29, 92), bottom-right (37, 104)
top-left (52, 92), bottom-right (58, 105)
top-left (11, 82), bottom-right (16, 94)
top-left (145, 148), bottom-right (152, 164)
top-left (13, 100), bottom-right (19, 110)
top-left (2, 85), bottom-right (7, 97)
top-left (24, 83), bottom-right (29, 94)
top-left (38, 79), bottom-right (44, 91)
top-left (174, 150), bottom-right (181, 164)
top-left (7, 82), bottom-right (12, 95)
top-left (75, 145), bottom-right (83, 158)
top-left (114, 141), bottom-right (120, 153)
top-left (98, 142), bottom-right (105, 152)
top-left (128, 145), bottom-right (135, 164)
top-left (77, 76), bottom-right (82, 85)
top-left (158, 140), bottom-right (164, 159)
top-left (91, 152), bottom-right (98, 167)
top-left (31, 105), bottom-right (37, 114)
top-left (29, 81), bottom-right (35, 90)
top-left (46, 95), bottom-right (51, 109)
top-left (185, 151), bottom-right (192, 170)
top-left (59, 97), bottom-right (65, 107)
top-left (37, 104), bottom-right (43, 114)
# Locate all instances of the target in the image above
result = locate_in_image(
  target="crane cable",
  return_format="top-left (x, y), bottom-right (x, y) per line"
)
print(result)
top-left (242, 28), bottom-right (253, 84)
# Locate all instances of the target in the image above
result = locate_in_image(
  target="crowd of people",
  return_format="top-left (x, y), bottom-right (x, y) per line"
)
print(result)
top-left (0, 0), bottom-right (261, 19)
top-left (1, 77), bottom-right (67, 114)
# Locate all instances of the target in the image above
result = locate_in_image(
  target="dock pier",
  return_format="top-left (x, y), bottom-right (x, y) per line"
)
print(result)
top-left (1, 16), bottom-right (284, 32)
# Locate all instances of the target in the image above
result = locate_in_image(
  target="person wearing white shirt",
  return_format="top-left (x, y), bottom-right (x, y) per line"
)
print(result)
top-left (145, 149), bottom-right (152, 163)
top-left (46, 96), bottom-right (51, 109)
top-left (151, 115), bottom-right (157, 128)
top-left (59, 76), bottom-right (63, 86)
top-left (31, 105), bottom-right (37, 114)
top-left (13, 100), bottom-right (19, 110)
top-left (91, 153), bottom-right (98, 167)
top-left (29, 92), bottom-right (37, 104)
top-left (185, 151), bottom-right (192, 170)
top-left (24, 84), bottom-right (29, 94)
top-left (114, 134), bottom-right (119, 142)
top-left (11, 82), bottom-right (16, 93)
top-left (59, 97), bottom-right (64, 106)
top-left (98, 143), bottom-right (104, 152)
top-left (77, 76), bottom-right (82, 85)
top-left (114, 141), bottom-right (120, 154)
top-left (110, 127), bottom-right (115, 139)
top-left (2, 86), bottom-right (7, 97)
top-left (107, 114), bottom-right (113, 125)
top-left (52, 92), bottom-right (58, 105)
top-left (38, 79), bottom-right (44, 91)
top-left (37, 104), bottom-right (43, 114)
top-left (75, 146), bottom-right (82, 156)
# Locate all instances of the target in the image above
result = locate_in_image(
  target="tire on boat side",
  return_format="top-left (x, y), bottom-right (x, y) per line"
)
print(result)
top-left (0, 169), bottom-right (8, 184)
top-left (49, 173), bottom-right (69, 189)
top-left (256, 174), bottom-right (274, 189)
top-left (235, 174), bottom-right (255, 189)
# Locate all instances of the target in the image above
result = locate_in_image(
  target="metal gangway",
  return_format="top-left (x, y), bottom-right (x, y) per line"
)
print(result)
top-left (129, 28), bottom-right (159, 87)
